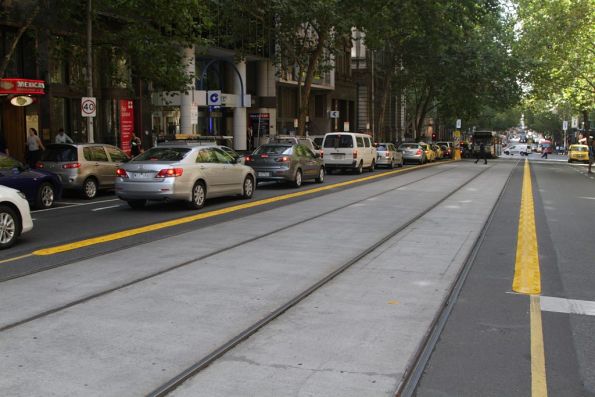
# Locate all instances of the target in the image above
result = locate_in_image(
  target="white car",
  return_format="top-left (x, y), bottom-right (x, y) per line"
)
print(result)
top-left (321, 132), bottom-right (377, 174)
top-left (0, 185), bottom-right (34, 249)
top-left (503, 144), bottom-right (531, 156)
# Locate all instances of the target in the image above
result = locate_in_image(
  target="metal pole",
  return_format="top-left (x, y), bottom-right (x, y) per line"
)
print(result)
top-left (86, 0), bottom-right (94, 143)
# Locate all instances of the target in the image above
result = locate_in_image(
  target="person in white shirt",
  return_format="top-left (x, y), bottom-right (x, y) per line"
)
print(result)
top-left (55, 128), bottom-right (74, 144)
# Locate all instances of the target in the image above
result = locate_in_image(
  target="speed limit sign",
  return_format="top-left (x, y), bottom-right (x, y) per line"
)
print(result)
top-left (81, 97), bottom-right (97, 117)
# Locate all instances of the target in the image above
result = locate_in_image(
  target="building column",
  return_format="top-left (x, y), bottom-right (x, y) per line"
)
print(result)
top-left (180, 46), bottom-right (195, 135)
top-left (233, 60), bottom-right (247, 150)
top-left (257, 60), bottom-right (277, 140)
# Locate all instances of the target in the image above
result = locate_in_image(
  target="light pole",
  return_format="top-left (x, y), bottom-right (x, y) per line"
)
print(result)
top-left (86, 0), bottom-right (94, 143)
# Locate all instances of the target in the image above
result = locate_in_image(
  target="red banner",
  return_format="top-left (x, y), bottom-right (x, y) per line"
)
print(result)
top-left (119, 100), bottom-right (134, 154)
top-left (0, 78), bottom-right (45, 95)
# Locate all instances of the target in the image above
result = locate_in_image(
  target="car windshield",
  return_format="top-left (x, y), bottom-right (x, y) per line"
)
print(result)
top-left (0, 154), bottom-right (22, 170)
top-left (399, 144), bottom-right (419, 149)
top-left (571, 146), bottom-right (588, 152)
top-left (41, 144), bottom-right (78, 162)
top-left (254, 145), bottom-right (293, 155)
top-left (133, 147), bottom-right (191, 161)
top-left (324, 135), bottom-right (354, 148)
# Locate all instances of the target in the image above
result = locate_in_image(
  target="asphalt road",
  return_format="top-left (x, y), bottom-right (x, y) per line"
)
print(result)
top-left (415, 158), bottom-right (595, 396)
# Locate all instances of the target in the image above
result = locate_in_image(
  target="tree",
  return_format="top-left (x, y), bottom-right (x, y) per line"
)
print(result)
top-left (0, 0), bottom-right (41, 78)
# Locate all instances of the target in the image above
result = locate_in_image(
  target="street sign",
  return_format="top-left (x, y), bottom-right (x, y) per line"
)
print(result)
top-left (207, 90), bottom-right (221, 106)
top-left (81, 97), bottom-right (96, 117)
top-left (563, 120), bottom-right (568, 131)
top-left (571, 116), bottom-right (579, 129)
top-left (330, 110), bottom-right (340, 119)
top-left (456, 119), bottom-right (461, 129)
top-left (454, 130), bottom-right (461, 139)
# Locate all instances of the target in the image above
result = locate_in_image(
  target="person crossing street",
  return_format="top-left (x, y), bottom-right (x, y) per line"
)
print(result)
top-left (474, 142), bottom-right (487, 164)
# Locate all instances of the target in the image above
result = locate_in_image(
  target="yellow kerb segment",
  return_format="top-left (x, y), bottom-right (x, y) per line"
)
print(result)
top-left (530, 295), bottom-right (548, 397)
top-left (512, 159), bottom-right (541, 295)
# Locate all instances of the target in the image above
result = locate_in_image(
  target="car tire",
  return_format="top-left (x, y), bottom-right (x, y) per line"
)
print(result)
top-left (0, 204), bottom-right (20, 249)
top-left (315, 167), bottom-right (325, 183)
top-left (242, 176), bottom-right (254, 199)
top-left (369, 160), bottom-right (375, 172)
top-left (293, 169), bottom-right (303, 187)
top-left (355, 161), bottom-right (363, 174)
top-left (82, 177), bottom-right (98, 200)
top-left (389, 159), bottom-right (394, 169)
top-left (36, 182), bottom-right (55, 209)
top-left (187, 181), bottom-right (206, 209)
top-left (127, 199), bottom-right (147, 209)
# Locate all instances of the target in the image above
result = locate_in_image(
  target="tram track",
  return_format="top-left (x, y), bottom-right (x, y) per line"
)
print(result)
top-left (0, 165), bottom-right (457, 332)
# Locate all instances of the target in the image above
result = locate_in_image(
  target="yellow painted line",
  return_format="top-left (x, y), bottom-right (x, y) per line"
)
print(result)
top-left (31, 161), bottom-right (454, 256)
top-left (531, 295), bottom-right (548, 397)
top-left (0, 253), bottom-right (33, 264)
top-left (512, 159), bottom-right (541, 295)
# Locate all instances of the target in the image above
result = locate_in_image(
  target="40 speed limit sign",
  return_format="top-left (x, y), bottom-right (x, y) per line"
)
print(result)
top-left (81, 97), bottom-right (97, 117)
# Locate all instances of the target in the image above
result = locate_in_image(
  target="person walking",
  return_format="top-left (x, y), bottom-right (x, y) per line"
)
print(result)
top-left (55, 128), bottom-right (74, 144)
top-left (26, 128), bottom-right (45, 168)
top-left (474, 142), bottom-right (487, 164)
top-left (541, 146), bottom-right (548, 159)
top-left (130, 133), bottom-right (142, 157)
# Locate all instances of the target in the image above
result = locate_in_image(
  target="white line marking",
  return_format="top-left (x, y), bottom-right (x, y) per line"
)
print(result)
top-left (32, 198), bottom-right (120, 213)
top-left (578, 197), bottom-right (595, 200)
top-left (540, 296), bottom-right (595, 316)
top-left (91, 205), bottom-right (121, 212)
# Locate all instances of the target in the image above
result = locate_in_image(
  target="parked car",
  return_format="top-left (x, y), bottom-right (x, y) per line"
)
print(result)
top-left (567, 144), bottom-right (590, 163)
top-left (0, 153), bottom-right (62, 209)
top-left (503, 144), bottom-right (531, 156)
top-left (37, 143), bottom-right (131, 199)
top-left (436, 141), bottom-right (453, 158)
top-left (375, 143), bottom-right (403, 168)
top-left (431, 144), bottom-right (444, 160)
top-left (0, 185), bottom-right (33, 249)
top-left (419, 142), bottom-right (436, 162)
top-left (267, 135), bottom-right (318, 153)
top-left (115, 144), bottom-right (255, 209)
top-left (321, 132), bottom-right (376, 174)
top-left (398, 143), bottom-right (426, 164)
top-left (246, 143), bottom-right (324, 187)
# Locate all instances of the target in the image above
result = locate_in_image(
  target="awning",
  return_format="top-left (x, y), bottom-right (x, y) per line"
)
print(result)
top-left (0, 78), bottom-right (46, 95)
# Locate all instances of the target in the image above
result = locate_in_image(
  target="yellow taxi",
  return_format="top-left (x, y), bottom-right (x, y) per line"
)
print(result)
top-left (419, 142), bottom-right (436, 162)
top-left (568, 144), bottom-right (590, 163)
top-left (431, 144), bottom-right (444, 160)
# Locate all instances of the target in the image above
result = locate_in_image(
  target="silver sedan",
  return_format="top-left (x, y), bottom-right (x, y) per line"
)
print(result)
top-left (115, 144), bottom-right (255, 209)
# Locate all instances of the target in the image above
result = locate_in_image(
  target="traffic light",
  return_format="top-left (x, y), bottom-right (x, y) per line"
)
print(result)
top-left (432, 133), bottom-right (437, 141)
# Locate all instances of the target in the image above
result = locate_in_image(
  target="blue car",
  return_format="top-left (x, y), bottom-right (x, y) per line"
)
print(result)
top-left (0, 154), bottom-right (62, 209)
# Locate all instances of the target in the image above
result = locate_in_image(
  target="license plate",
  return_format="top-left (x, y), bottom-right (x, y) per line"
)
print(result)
top-left (332, 153), bottom-right (344, 159)
top-left (131, 172), bottom-right (153, 179)
top-left (258, 172), bottom-right (271, 177)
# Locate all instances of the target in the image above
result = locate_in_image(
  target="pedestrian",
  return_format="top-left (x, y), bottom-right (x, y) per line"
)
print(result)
top-left (130, 133), bottom-right (142, 157)
top-left (474, 142), bottom-right (487, 164)
top-left (26, 127), bottom-right (45, 168)
top-left (541, 146), bottom-right (548, 159)
top-left (55, 128), bottom-right (74, 144)
top-left (0, 134), bottom-right (9, 156)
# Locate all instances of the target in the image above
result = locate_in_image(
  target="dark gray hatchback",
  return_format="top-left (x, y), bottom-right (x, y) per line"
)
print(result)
top-left (245, 143), bottom-right (325, 187)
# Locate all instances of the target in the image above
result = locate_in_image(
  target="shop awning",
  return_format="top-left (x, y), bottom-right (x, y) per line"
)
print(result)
top-left (0, 78), bottom-right (46, 95)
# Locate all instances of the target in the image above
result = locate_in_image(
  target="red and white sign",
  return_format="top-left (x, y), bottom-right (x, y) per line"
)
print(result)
top-left (0, 78), bottom-right (45, 95)
top-left (119, 100), bottom-right (134, 154)
top-left (81, 97), bottom-right (97, 117)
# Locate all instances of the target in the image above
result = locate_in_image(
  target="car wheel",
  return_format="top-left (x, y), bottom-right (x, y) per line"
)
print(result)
top-left (355, 161), bottom-right (363, 174)
top-left (127, 199), bottom-right (147, 209)
top-left (293, 169), bottom-right (303, 187)
top-left (242, 176), bottom-right (254, 199)
top-left (36, 182), bottom-right (54, 209)
top-left (369, 160), bottom-right (375, 172)
top-left (82, 177), bottom-right (98, 199)
top-left (187, 181), bottom-right (206, 209)
top-left (315, 167), bottom-right (325, 183)
top-left (0, 205), bottom-right (20, 249)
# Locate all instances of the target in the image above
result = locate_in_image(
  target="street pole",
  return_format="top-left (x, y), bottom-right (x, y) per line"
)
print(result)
top-left (86, 0), bottom-right (94, 143)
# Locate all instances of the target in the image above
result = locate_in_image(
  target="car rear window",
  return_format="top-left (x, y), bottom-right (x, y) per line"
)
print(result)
top-left (377, 145), bottom-right (388, 151)
top-left (324, 135), bottom-right (354, 148)
top-left (41, 145), bottom-right (77, 162)
top-left (254, 145), bottom-right (293, 155)
top-left (399, 144), bottom-right (419, 149)
top-left (134, 147), bottom-right (191, 161)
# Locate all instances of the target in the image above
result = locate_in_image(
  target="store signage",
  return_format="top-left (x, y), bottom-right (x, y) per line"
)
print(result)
top-left (207, 90), bottom-right (222, 106)
top-left (10, 96), bottom-right (34, 106)
top-left (120, 100), bottom-right (134, 154)
top-left (250, 113), bottom-right (270, 136)
top-left (0, 78), bottom-right (45, 95)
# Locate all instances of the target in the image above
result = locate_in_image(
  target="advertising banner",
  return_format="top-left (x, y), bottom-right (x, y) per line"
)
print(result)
top-left (120, 100), bottom-right (134, 154)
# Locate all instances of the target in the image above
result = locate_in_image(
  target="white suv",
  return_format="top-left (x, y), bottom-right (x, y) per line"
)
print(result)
top-left (0, 185), bottom-right (33, 249)
top-left (321, 132), bottom-right (377, 174)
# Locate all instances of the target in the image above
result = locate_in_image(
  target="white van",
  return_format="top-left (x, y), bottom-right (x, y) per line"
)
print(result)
top-left (321, 132), bottom-right (377, 174)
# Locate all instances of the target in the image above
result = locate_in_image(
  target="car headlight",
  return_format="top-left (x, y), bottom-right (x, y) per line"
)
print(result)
top-left (17, 191), bottom-right (27, 200)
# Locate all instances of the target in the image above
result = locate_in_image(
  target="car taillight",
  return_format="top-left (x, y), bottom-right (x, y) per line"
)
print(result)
top-left (276, 156), bottom-right (290, 162)
top-left (353, 150), bottom-right (358, 159)
top-left (416, 149), bottom-right (422, 155)
top-left (245, 155), bottom-right (252, 162)
top-left (320, 150), bottom-right (324, 159)
top-left (385, 153), bottom-right (390, 158)
top-left (155, 168), bottom-right (184, 178)
top-left (35, 162), bottom-right (44, 168)
top-left (62, 162), bottom-right (81, 169)
top-left (116, 168), bottom-right (129, 178)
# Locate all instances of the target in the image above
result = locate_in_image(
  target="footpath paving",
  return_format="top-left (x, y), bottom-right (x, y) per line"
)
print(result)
top-left (0, 161), bottom-right (514, 397)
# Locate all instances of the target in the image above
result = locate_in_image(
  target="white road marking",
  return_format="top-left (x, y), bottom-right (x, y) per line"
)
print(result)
top-left (578, 197), bottom-right (595, 200)
top-left (91, 205), bottom-right (122, 212)
top-left (32, 198), bottom-right (120, 213)
top-left (540, 296), bottom-right (595, 316)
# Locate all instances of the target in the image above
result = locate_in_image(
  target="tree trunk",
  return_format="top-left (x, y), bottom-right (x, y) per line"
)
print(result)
top-left (415, 84), bottom-right (433, 139)
top-left (298, 30), bottom-right (328, 136)
top-left (0, 3), bottom-right (41, 78)
top-left (376, 74), bottom-right (391, 141)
